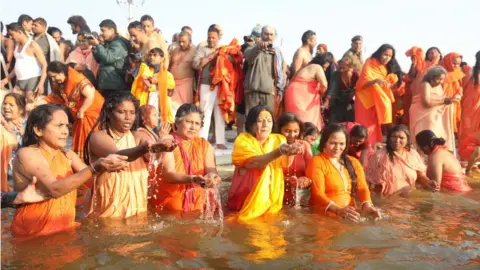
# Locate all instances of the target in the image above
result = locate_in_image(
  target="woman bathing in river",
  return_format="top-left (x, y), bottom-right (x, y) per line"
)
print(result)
top-left (306, 123), bottom-right (382, 223)
top-left (415, 130), bottom-right (472, 192)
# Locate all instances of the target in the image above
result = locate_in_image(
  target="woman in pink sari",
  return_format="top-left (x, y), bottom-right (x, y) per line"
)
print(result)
top-left (284, 53), bottom-right (333, 130)
top-left (416, 130), bottom-right (472, 192)
top-left (367, 125), bottom-right (433, 197)
top-left (409, 66), bottom-right (458, 151)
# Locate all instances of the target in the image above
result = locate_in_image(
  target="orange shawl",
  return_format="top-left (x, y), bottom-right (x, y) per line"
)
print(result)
top-left (210, 38), bottom-right (244, 123)
top-left (157, 65), bottom-right (175, 124)
top-left (405, 46), bottom-right (425, 72)
top-left (356, 58), bottom-right (396, 124)
top-left (441, 53), bottom-right (464, 132)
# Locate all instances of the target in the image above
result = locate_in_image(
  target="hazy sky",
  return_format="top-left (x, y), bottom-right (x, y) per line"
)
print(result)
top-left (1, 0), bottom-right (478, 69)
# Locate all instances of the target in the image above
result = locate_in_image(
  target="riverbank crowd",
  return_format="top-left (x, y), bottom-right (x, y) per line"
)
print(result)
top-left (0, 13), bottom-right (479, 239)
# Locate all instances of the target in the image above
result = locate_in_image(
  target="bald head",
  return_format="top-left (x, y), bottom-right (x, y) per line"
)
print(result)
top-left (261, 25), bottom-right (276, 43)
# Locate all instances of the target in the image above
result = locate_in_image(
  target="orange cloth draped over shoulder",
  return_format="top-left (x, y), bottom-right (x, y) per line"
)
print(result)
top-left (227, 133), bottom-right (286, 222)
top-left (0, 125), bottom-right (17, 192)
top-left (355, 58), bottom-right (396, 143)
top-left (210, 38), bottom-right (244, 123)
top-left (150, 136), bottom-right (208, 211)
top-left (131, 63), bottom-right (155, 106)
top-left (440, 52), bottom-right (465, 133)
top-left (405, 47), bottom-right (425, 72)
top-left (12, 146), bottom-right (79, 239)
top-left (305, 153), bottom-right (371, 213)
top-left (43, 67), bottom-right (104, 159)
top-left (459, 75), bottom-right (480, 143)
top-left (157, 65), bottom-right (175, 123)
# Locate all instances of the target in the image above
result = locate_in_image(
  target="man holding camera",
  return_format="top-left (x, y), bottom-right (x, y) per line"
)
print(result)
top-left (88, 19), bottom-right (131, 99)
top-left (243, 25), bottom-right (285, 116)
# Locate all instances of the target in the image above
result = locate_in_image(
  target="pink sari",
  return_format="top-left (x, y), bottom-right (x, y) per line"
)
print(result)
top-left (284, 76), bottom-right (325, 129)
top-left (367, 148), bottom-right (426, 196)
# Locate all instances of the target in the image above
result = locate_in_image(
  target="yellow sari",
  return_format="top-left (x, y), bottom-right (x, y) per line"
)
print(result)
top-left (227, 133), bottom-right (286, 221)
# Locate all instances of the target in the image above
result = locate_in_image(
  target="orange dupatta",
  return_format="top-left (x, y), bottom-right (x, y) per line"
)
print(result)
top-left (210, 38), bottom-right (244, 123)
top-left (356, 58), bottom-right (396, 124)
top-left (441, 53), bottom-right (465, 132)
top-left (157, 65), bottom-right (175, 124)
top-left (131, 63), bottom-right (154, 106)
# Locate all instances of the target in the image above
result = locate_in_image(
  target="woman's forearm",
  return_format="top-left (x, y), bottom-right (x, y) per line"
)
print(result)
top-left (244, 148), bottom-right (283, 169)
top-left (79, 95), bottom-right (94, 114)
top-left (115, 144), bottom-right (148, 162)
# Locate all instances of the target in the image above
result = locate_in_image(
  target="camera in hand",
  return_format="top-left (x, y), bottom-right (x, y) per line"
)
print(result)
top-left (267, 44), bottom-right (273, 49)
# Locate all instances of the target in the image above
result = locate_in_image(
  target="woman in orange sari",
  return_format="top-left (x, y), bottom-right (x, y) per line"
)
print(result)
top-left (305, 123), bottom-right (381, 223)
top-left (459, 51), bottom-right (480, 145)
top-left (416, 130), bottom-right (471, 192)
top-left (275, 112), bottom-right (313, 206)
top-left (367, 125), bottom-right (433, 197)
top-left (284, 53), bottom-right (332, 130)
top-left (41, 61), bottom-right (104, 159)
top-left (355, 44), bottom-right (400, 144)
top-left (150, 103), bottom-right (221, 212)
top-left (11, 104), bottom-right (128, 239)
top-left (227, 105), bottom-right (303, 221)
top-left (440, 53), bottom-right (464, 133)
top-left (85, 94), bottom-right (177, 219)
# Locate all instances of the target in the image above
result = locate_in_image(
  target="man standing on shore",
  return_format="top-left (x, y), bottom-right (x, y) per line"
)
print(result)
top-left (169, 31), bottom-right (196, 115)
top-left (290, 30), bottom-right (316, 76)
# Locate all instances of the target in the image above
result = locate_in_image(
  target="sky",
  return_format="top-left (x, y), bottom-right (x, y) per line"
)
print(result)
top-left (1, 0), bottom-right (478, 69)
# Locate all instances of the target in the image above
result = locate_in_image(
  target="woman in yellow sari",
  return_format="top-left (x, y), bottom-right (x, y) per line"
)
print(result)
top-left (41, 61), bottom-right (104, 159)
top-left (306, 123), bottom-right (381, 223)
top-left (227, 105), bottom-right (304, 221)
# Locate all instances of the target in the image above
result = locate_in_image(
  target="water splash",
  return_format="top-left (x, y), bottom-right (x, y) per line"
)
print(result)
top-left (200, 187), bottom-right (224, 225)
top-left (294, 180), bottom-right (302, 209)
top-left (147, 152), bottom-right (162, 200)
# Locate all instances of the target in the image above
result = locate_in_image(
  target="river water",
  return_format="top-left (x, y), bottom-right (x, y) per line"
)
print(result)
top-left (1, 175), bottom-right (480, 269)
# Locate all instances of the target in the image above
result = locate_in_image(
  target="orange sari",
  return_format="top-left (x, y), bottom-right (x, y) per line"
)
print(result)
top-left (459, 75), bottom-right (480, 143)
top-left (210, 38), bottom-right (244, 123)
top-left (150, 135), bottom-right (208, 211)
top-left (1, 125), bottom-right (17, 192)
top-left (355, 58), bottom-right (396, 144)
top-left (11, 146), bottom-right (79, 239)
top-left (440, 53), bottom-right (465, 133)
top-left (306, 153), bottom-right (371, 213)
top-left (43, 67), bottom-right (104, 159)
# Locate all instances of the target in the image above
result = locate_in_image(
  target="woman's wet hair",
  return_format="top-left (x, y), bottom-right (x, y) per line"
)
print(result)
top-left (303, 122), bottom-right (319, 137)
top-left (84, 93), bottom-right (140, 164)
top-left (386, 124), bottom-right (411, 161)
top-left (310, 52), bottom-right (334, 66)
top-left (473, 50), bottom-right (480, 86)
top-left (371, 44), bottom-right (399, 74)
top-left (350, 124), bottom-right (368, 139)
top-left (422, 66), bottom-right (447, 84)
top-left (22, 104), bottom-right (66, 147)
top-left (174, 103), bottom-right (204, 128)
top-left (274, 112), bottom-right (304, 136)
top-left (245, 105), bottom-right (273, 137)
top-left (425, 47), bottom-right (443, 61)
top-left (415, 130), bottom-right (446, 150)
top-left (318, 123), bottom-right (358, 197)
top-left (2, 92), bottom-right (26, 118)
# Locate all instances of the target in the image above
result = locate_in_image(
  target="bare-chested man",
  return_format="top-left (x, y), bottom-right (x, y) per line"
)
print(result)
top-left (128, 21), bottom-right (159, 60)
top-left (169, 31), bottom-right (196, 115)
top-left (140, 15), bottom-right (169, 67)
top-left (290, 30), bottom-right (316, 77)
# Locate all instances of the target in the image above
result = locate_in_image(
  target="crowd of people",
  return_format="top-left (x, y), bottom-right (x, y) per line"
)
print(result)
top-left (0, 13), bottom-right (479, 239)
